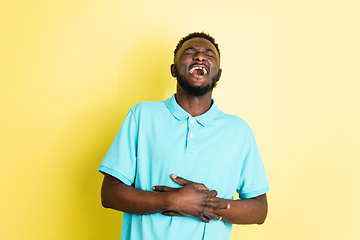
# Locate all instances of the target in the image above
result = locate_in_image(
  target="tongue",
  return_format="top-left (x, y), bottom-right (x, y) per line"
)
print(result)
top-left (192, 69), bottom-right (205, 76)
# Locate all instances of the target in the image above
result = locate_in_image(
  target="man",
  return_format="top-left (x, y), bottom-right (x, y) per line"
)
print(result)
top-left (99, 32), bottom-right (269, 240)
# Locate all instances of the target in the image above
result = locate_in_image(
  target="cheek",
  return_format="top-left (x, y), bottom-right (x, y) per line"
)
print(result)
top-left (177, 63), bottom-right (189, 74)
top-left (210, 66), bottom-right (219, 75)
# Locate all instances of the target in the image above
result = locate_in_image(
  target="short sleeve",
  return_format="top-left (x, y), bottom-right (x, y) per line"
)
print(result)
top-left (98, 109), bottom-right (138, 186)
top-left (236, 129), bottom-right (269, 199)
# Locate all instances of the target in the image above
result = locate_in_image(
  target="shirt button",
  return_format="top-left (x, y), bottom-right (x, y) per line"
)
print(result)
top-left (190, 119), bottom-right (194, 123)
top-left (190, 134), bottom-right (193, 138)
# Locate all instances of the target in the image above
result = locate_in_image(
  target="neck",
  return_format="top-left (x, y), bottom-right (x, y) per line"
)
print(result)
top-left (175, 85), bottom-right (213, 117)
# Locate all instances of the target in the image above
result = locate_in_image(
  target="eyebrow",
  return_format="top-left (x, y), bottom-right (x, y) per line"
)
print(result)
top-left (184, 47), bottom-right (216, 54)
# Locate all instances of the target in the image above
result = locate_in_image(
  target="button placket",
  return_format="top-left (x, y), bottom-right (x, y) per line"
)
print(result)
top-left (186, 117), bottom-right (197, 152)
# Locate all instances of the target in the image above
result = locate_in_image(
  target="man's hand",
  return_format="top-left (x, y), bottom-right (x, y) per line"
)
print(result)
top-left (152, 174), bottom-right (229, 222)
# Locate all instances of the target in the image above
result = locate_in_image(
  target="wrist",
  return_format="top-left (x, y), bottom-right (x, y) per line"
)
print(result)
top-left (164, 191), bottom-right (178, 211)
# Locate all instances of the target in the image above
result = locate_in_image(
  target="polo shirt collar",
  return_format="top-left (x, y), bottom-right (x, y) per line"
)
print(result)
top-left (165, 94), bottom-right (218, 127)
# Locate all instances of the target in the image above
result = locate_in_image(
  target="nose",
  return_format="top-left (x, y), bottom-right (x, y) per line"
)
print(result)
top-left (193, 51), bottom-right (207, 62)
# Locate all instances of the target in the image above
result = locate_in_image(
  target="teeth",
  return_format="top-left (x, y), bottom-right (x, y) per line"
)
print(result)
top-left (189, 66), bottom-right (208, 74)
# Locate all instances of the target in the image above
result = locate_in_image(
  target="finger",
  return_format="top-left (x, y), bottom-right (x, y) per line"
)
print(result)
top-left (202, 210), bottom-right (223, 221)
top-left (170, 174), bottom-right (192, 186)
top-left (152, 185), bottom-right (179, 192)
top-left (206, 190), bottom-right (218, 198)
top-left (205, 200), bottom-right (230, 210)
top-left (198, 214), bottom-right (212, 223)
top-left (160, 211), bottom-right (186, 217)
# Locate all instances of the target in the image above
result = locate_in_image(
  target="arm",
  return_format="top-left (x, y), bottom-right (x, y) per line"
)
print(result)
top-left (101, 174), bottom-right (229, 222)
top-left (210, 194), bottom-right (267, 224)
top-left (154, 175), bottom-right (268, 224)
top-left (101, 174), bottom-right (170, 214)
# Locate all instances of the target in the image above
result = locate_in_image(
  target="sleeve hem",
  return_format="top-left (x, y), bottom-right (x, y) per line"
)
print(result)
top-left (237, 186), bottom-right (270, 199)
top-left (98, 165), bottom-right (133, 186)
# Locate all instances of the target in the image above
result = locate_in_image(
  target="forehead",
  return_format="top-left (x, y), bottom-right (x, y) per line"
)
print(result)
top-left (178, 37), bottom-right (219, 56)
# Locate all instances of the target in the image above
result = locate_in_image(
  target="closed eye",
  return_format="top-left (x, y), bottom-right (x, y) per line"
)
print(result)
top-left (183, 49), bottom-right (195, 55)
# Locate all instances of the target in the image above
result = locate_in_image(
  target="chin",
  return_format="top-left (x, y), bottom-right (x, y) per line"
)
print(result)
top-left (177, 75), bottom-right (217, 97)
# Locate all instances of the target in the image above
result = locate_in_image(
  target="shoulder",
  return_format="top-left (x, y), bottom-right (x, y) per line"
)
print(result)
top-left (130, 100), bottom-right (167, 118)
top-left (215, 109), bottom-right (252, 132)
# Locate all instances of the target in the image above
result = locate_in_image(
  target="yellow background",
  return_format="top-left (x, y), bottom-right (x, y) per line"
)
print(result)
top-left (1, 0), bottom-right (359, 239)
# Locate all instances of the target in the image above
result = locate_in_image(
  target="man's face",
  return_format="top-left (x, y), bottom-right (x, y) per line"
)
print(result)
top-left (172, 38), bottom-right (222, 96)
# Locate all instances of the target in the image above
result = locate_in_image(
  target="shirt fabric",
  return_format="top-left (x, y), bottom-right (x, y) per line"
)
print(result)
top-left (99, 94), bottom-right (270, 240)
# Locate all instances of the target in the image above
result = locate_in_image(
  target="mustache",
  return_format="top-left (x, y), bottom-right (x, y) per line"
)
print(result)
top-left (174, 65), bottom-right (221, 81)
top-left (174, 67), bottom-right (220, 97)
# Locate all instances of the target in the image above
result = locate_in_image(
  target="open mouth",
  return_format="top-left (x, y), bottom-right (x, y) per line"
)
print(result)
top-left (189, 66), bottom-right (208, 77)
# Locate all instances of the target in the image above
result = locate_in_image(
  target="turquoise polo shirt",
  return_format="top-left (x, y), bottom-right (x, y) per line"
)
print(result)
top-left (99, 94), bottom-right (269, 240)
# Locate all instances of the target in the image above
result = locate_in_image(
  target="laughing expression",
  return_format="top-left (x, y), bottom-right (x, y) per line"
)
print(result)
top-left (171, 38), bottom-right (222, 96)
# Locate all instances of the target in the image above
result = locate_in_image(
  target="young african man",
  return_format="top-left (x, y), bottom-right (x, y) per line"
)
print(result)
top-left (99, 32), bottom-right (269, 240)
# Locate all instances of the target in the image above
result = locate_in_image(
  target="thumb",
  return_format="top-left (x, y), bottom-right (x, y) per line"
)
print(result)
top-left (171, 174), bottom-right (191, 186)
top-left (170, 175), bottom-right (209, 191)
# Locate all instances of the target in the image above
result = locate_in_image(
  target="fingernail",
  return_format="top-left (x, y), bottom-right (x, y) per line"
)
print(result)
top-left (171, 174), bottom-right (177, 178)
top-left (152, 187), bottom-right (155, 190)
top-left (219, 216), bottom-right (222, 221)
top-left (227, 204), bottom-right (230, 209)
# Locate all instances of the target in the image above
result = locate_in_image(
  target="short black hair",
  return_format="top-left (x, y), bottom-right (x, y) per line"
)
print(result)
top-left (174, 32), bottom-right (220, 58)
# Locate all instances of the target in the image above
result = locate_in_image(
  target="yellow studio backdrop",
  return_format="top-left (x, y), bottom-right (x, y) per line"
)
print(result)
top-left (0, 0), bottom-right (359, 239)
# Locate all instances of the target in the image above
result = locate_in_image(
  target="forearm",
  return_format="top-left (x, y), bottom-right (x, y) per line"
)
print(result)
top-left (212, 194), bottom-right (268, 225)
top-left (101, 174), bottom-right (172, 214)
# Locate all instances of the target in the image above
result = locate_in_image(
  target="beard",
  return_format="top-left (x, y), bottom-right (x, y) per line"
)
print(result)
top-left (175, 68), bottom-right (221, 97)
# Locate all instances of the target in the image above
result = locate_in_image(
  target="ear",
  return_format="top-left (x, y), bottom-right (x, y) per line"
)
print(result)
top-left (170, 64), bottom-right (177, 78)
top-left (217, 68), bottom-right (222, 82)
